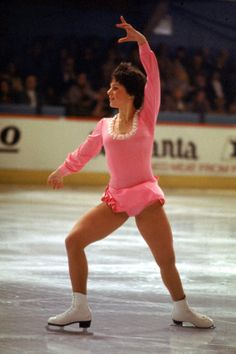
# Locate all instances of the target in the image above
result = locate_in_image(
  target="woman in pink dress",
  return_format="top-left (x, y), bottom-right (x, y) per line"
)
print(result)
top-left (47, 17), bottom-right (214, 329)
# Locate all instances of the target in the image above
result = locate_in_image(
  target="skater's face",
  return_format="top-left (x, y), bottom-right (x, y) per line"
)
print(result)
top-left (107, 80), bottom-right (134, 109)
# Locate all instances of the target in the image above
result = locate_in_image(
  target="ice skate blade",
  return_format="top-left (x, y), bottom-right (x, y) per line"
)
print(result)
top-left (47, 320), bottom-right (91, 329)
top-left (172, 319), bottom-right (215, 329)
top-left (46, 325), bottom-right (93, 335)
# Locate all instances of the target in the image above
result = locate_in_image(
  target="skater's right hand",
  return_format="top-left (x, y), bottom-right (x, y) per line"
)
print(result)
top-left (47, 169), bottom-right (64, 189)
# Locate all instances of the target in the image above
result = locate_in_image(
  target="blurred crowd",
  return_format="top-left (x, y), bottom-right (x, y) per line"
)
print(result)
top-left (0, 36), bottom-right (236, 117)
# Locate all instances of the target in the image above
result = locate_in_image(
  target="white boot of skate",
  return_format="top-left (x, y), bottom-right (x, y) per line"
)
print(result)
top-left (48, 292), bottom-right (92, 328)
top-left (172, 297), bottom-right (214, 328)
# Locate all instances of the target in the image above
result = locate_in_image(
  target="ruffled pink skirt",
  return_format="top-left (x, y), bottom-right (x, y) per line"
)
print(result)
top-left (101, 180), bottom-right (165, 216)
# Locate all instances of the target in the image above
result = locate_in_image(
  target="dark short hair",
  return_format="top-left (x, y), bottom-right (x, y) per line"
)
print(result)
top-left (112, 62), bottom-right (146, 110)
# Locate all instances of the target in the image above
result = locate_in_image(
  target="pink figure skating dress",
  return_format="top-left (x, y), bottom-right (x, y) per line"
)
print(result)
top-left (58, 42), bottom-right (165, 216)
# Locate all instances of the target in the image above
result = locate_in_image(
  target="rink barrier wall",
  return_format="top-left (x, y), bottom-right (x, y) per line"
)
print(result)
top-left (0, 169), bottom-right (236, 189)
top-left (0, 115), bottom-right (236, 189)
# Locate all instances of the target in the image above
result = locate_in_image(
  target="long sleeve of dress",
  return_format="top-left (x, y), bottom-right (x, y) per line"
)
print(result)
top-left (139, 42), bottom-right (161, 129)
top-left (58, 119), bottom-right (103, 176)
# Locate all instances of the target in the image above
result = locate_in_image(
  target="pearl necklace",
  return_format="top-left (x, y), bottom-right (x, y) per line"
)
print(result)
top-left (108, 111), bottom-right (139, 140)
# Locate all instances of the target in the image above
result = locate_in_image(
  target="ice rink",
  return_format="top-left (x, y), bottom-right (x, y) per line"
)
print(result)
top-left (0, 185), bottom-right (236, 354)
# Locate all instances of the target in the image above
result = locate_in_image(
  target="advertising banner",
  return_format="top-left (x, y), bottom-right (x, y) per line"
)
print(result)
top-left (152, 124), bottom-right (236, 177)
top-left (0, 117), bottom-right (236, 178)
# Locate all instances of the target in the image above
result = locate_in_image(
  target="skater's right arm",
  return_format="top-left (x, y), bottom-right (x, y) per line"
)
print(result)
top-left (47, 169), bottom-right (64, 189)
top-left (116, 16), bottom-right (160, 130)
top-left (47, 119), bottom-right (103, 189)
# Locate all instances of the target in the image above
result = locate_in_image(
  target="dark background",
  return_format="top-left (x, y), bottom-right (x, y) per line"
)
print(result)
top-left (1, 0), bottom-right (236, 59)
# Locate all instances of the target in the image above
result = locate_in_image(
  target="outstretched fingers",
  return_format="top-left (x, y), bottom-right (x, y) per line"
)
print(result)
top-left (116, 23), bottom-right (132, 30)
top-left (116, 15), bottom-right (131, 30)
top-left (120, 15), bottom-right (126, 23)
top-left (117, 36), bottom-right (128, 43)
top-left (116, 15), bottom-right (146, 45)
top-left (116, 17), bottom-right (135, 43)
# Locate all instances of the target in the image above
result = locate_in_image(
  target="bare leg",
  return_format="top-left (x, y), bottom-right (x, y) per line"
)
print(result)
top-left (135, 201), bottom-right (185, 301)
top-left (65, 203), bottom-right (129, 294)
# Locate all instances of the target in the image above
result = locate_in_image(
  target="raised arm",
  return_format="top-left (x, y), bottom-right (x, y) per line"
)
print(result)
top-left (47, 119), bottom-right (103, 189)
top-left (117, 16), bottom-right (160, 126)
top-left (139, 42), bottom-right (160, 119)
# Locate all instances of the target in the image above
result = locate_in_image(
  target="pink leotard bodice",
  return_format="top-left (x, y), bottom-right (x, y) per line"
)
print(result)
top-left (58, 42), bottom-right (161, 193)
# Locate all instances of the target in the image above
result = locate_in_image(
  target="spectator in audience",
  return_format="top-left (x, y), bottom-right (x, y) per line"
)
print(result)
top-left (22, 74), bottom-right (42, 112)
top-left (3, 62), bottom-right (19, 83)
top-left (44, 87), bottom-right (59, 106)
top-left (188, 53), bottom-right (205, 80)
top-left (215, 48), bottom-right (230, 74)
top-left (229, 96), bottom-right (236, 114)
top-left (79, 46), bottom-right (98, 86)
top-left (101, 46), bottom-right (121, 86)
top-left (208, 71), bottom-right (225, 110)
top-left (211, 71), bottom-right (224, 99)
top-left (200, 47), bottom-right (214, 74)
top-left (167, 59), bottom-right (190, 96)
top-left (1, 34), bottom-right (235, 116)
top-left (214, 97), bottom-right (226, 114)
top-left (193, 73), bottom-right (208, 92)
top-left (11, 77), bottom-right (25, 104)
top-left (164, 87), bottom-right (187, 112)
top-left (61, 56), bottom-right (77, 92)
top-left (190, 89), bottom-right (211, 122)
top-left (0, 80), bottom-right (12, 104)
top-left (224, 60), bottom-right (236, 109)
top-left (64, 73), bottom-right (96, 116)
top-left (92, 87), bottom-right (113, 117)
top-left (188, 72), bottom-right (209, 107)
top-left (156, 45), bottom-right (172, 93)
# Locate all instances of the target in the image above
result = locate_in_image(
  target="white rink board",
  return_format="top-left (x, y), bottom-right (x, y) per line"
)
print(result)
top-left (0, 118), bottom-right (105, 172)
top-left (0, 116), bottom-right (236, 177)
top-left (153, 124), bottom-right (236, 177)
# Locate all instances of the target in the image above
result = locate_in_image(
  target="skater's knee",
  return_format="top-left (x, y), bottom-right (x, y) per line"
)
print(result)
top-left (65, 229), bottom-right (86, 252)
top-left (65, 233), bottom-right (77, 252)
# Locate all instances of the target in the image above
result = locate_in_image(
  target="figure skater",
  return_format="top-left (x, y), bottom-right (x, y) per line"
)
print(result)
top-left (47, 16), bottom-right (214, 329)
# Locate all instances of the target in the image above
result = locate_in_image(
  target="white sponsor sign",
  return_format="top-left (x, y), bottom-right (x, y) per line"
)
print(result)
top-left (0, 117), bottom-right (105, 172)
top-left (0, 117), bottom-right (236, 177)
top-left (153, 125), bottom-right (236, 177)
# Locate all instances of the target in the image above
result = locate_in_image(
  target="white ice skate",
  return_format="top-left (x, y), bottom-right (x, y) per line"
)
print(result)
top-left (47, 293), bottom-right (92, 328)
top-left (172, 298), bottom-right (214, 328)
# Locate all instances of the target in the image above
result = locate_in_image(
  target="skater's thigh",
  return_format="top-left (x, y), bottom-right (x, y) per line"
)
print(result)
top-left (135, 201), bottom-right (174, 264)
top-left (69, 203), bottom-right (129, 248)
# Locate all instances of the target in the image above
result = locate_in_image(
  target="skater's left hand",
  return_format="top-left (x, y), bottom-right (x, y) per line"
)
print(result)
top-left (116, 16), bottom-right (147, 46)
